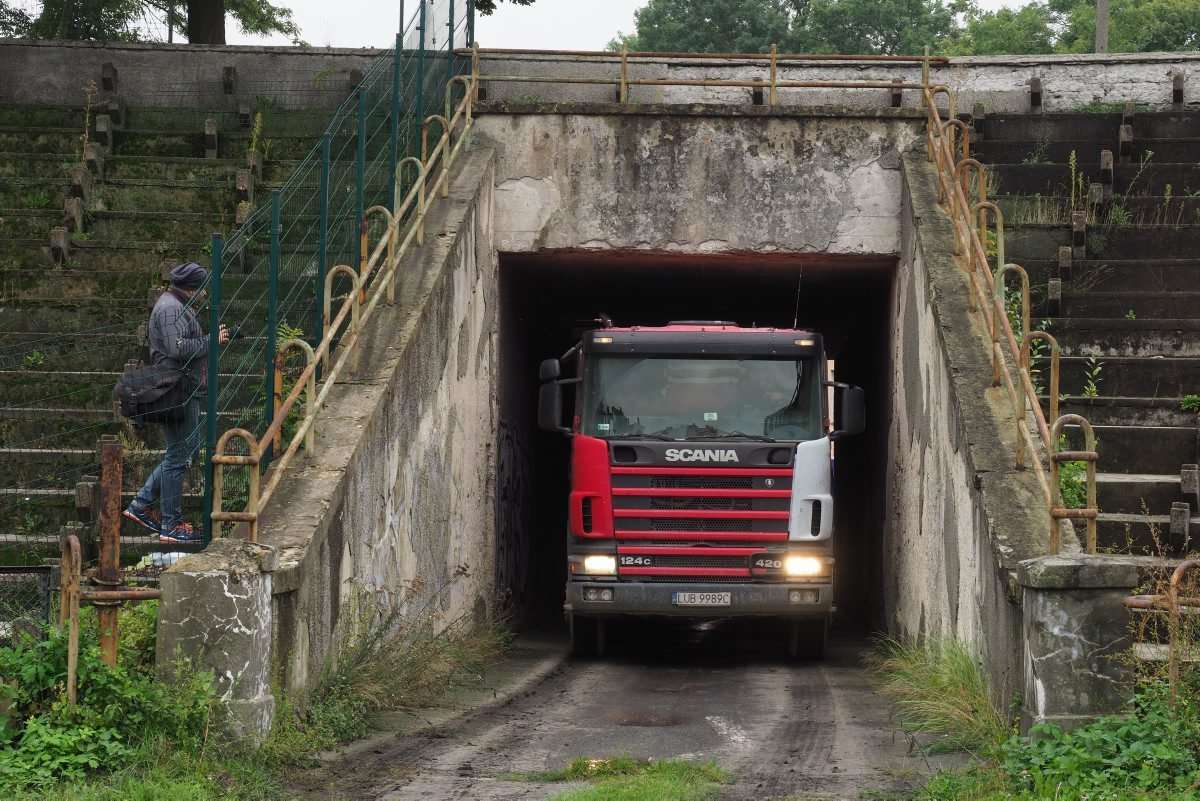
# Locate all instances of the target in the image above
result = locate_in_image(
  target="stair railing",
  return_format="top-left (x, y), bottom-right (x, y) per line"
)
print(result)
top-left (922, 88), bottom-right (1099, 554)
top-left (209, 49), bottom-right (482, 542)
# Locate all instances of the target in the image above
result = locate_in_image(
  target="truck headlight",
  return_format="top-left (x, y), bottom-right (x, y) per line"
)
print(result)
top-left (784, 555), bottom-right (824, 577)
top-left (583, 555), bottom-right (617, 575)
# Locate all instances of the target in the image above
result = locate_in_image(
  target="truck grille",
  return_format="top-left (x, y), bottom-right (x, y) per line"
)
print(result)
top-left (647, 518), bottom-right (755, 532)
top-left (650, 496), bottom-right (753, 511)
top-left (649, 476), bottom-right (753, 490)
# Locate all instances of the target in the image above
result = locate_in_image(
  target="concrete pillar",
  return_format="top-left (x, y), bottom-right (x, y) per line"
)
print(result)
top-left (157, 538), bottom-right (276, 744)
top-left (1018, 555), bottom-right (1160, 731)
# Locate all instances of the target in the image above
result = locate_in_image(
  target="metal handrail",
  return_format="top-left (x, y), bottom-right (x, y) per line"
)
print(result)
top-left (477, 45), bottom-right (946, 105)
top-left (209, 46), bottom-right (482, 542)
top-left (1123, 559), bottom-right (1200, 708)
top-left (923, 86), bottom-right (1098, 554)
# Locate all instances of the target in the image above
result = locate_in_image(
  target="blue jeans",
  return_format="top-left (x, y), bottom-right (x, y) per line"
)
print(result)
top-left (131, 399), bottom-right (201, 531)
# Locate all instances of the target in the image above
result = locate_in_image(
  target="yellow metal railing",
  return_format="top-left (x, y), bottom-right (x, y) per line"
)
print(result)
top-left (922, 86), bottom-right (1099, 553)
top-left (210, 48), bottom-right (482, 542)
top-left (473, 46), bottom-right (947, 103)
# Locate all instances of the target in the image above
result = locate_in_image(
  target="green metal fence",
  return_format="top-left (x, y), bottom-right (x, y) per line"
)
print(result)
top-left (202, 0), bottom-right (475, 540)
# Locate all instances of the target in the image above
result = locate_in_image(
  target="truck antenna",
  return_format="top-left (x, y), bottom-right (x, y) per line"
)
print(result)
top-left (791, 267), bottom-right (803, 329)
top-left (595, 313), bottom-right (614, 328)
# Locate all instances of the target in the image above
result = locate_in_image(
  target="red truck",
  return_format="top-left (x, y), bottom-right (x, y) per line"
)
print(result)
top-left (537, 321), bottom-right (865, 658)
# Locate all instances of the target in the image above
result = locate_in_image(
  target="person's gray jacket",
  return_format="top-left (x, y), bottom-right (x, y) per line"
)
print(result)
top-left (147, 288), bottom-right (208, 391)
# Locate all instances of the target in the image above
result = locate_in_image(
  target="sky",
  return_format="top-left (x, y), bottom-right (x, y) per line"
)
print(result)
top-left (228, 0), bottom-right (1021, 50)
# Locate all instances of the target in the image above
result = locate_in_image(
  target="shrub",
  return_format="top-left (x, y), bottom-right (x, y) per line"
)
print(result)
top-left (1003, 684), bottom-right (1200, 800)
top-left (0, 616), bottom-right (213, 790)
top-left (867, 638), bottom-right (1009, 756)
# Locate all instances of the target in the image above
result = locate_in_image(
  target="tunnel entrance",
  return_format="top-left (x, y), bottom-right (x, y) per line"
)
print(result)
top-left (497, 251), bottom-right (895, 635)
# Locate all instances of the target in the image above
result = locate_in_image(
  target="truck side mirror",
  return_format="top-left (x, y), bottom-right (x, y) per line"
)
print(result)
top-left (538, 358), bottom-right (570, 434)
top-left (539, 358), bottom-right (561, 382)
top-left (832, 385), bottom-right (865, 440)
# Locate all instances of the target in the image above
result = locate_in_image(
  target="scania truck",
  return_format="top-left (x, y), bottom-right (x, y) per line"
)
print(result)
top-left (537, 320), bottom-right (865, 658)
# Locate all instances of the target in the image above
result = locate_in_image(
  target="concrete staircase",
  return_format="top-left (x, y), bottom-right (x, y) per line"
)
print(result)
top-left (0, 100), bottom-right (322, 561)
top-left (973, 107), bottom-right (1200, 555)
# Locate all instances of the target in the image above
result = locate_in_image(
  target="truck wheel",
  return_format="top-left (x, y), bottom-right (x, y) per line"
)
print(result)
top-left (787, 619), bottom-right (828, 661)
top-left (570, 615), bottom-right (607, 658)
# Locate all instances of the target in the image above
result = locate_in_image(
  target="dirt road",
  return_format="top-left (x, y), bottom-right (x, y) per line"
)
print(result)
top-left (297, 622), bottom-right (929, 801)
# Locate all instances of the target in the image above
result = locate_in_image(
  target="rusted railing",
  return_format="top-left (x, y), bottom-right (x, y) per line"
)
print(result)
top-left (209, 49), bottom-right (482, 542)
top-left (922, 86), bottom-right (1099, 554)
top-left (1124, 560), bottom-right (1200, 707)
top-left (475, 46), bottom-right (947, 103)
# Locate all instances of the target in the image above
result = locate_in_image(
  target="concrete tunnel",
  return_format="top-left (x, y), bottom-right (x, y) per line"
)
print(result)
top-left (496, 251), bottom-right (896, 634)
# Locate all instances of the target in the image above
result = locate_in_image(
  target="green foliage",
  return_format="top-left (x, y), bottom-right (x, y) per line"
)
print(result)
top-left (1004, 684), bottom-right (1200, 799)
top-left (0, 615), bottom-right (213, 790)
top-left (474, 0), bottom-right (536, 16)
top-left (516, 758), bottom-right (728, 801)
top-left (1182, 394), bottom-right (1200, 413)
top-left (1056, 442), bottom-right (1087, 508)
top-left (1, 0), bottom-right (302, 44)
top-left (610, 0), bottom-right (1200, 56)
top-left (21, 351), bottom-right (45, 370)
top-left (867, 638), bottom-right (1010, 756)
top-left (1081, 355), bottom-right (1103, 397)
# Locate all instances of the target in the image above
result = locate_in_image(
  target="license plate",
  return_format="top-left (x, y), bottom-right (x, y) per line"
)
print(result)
top-left (672, 591), bottom-right (731, 607)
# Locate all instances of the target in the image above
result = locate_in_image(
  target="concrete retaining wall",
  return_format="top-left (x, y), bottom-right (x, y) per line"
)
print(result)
top-left (474, 106), bottom-right (921, 256)
top-left (159, 146), bottom-right (499, 737)
top-left (1, 41), bottom-right (1196, 113)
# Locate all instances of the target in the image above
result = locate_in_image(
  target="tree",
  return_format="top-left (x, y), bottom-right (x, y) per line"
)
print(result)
top-left (474, 0), bottom-right (535, 15)
top-left (801, 0), bottom-right (964, 54)
top-left (0, 0), bottom-right (300, 44)
top-left (616, 0), bottom-right (797, 53)
top-left (1054, 0), bottom-right (1200, 53)
top-left (945, 3), bottom-right (1056, 55)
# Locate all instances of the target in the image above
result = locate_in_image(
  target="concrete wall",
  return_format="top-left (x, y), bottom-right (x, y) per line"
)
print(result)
top-left (886, 150), bottom-right (1057, 708)
top-left (159, 147), bottom-right (499, 737)
top-left (475, 107), bottom-right (921, 256)
top-left (2, 41), bottom-right (1196, 113)
top-left (478, 51), bottom-right (1200, 113)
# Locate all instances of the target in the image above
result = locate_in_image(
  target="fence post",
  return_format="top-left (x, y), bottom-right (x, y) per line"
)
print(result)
top-left (203, 233), bottom-right (222, 543)
top-left (417, 0), bottom-right (427, 133)
top-left (449, 0), bottom-right (456, 59)
top-left (95, 436), bottom-right (122, 667)
top-left (467, 0), bottom-right (474, 47)
top-left (355, 89), bottom-right (366, 271)
top-left (264, 190), bottom-right (280, 467)
top-left (390, 32), bottom-right (403, 211)
top-left (315, 133), bottom-right (330, 363)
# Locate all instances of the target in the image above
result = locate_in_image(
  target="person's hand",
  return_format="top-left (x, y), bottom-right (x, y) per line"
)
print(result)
top-left (218, 325), bottom-right (231, 345)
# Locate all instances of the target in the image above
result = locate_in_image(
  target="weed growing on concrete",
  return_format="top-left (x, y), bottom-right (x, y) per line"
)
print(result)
top-left (512, 758), bottom-right (728, 801)
top-left (20, 351), bottom-right (45, 370)
top-left (1182, 394), bottom-right (1200, 414)
top-left (866, 638), bottom-right (1009, 757)
top-left (1125, 309), bottom-right (1137, 320)
top-left (260, 578), bottom-right (510, 766)
top-left (1055, 435), bottom-right (1086, 510)
top-left (1081, 356), bottom-right (1103, 398)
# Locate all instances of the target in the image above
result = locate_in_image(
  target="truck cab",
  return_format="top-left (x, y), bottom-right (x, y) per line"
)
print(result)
top-left (538, 321), bottom-right (865, 658)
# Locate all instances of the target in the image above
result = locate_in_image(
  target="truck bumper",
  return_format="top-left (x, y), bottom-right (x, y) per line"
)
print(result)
top-left (564, 580), bottom-right (833, 619)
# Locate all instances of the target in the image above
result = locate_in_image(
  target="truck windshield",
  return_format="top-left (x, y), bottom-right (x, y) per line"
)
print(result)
top-left (581, 356), bottom-right (822, 441)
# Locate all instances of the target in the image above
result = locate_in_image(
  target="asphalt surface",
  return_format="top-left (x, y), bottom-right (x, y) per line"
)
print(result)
top-left (302, 621), bottom-right (930, 801)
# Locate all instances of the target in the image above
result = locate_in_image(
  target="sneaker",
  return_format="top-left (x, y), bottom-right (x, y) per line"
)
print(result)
top-left (123, 505), bottom-right (161, 534)
top-left (159, 522), bottom-right (203, 544)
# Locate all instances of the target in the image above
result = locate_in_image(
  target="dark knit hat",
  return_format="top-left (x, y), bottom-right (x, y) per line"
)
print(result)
top-left (169, 262), bottom-right (208, 290)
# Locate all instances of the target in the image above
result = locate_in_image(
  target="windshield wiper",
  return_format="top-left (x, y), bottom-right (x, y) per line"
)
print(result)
top-left (690, 432), bottom-right (777, 442)
top-left (613, 433), bottom-right (679, 441)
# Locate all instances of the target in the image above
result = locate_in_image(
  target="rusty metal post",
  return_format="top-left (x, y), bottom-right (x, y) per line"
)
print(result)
top-left (769, 44), bottom-right (778, 106)
top-left (358, 219), bottom-right (369, 304)
top-left (96, 436), bottom-right (123, 667)
top-left (1050, 414), bottom-right (1099, 554)
top-left (60, 533), bottom-right (81, 705)
top-left (1024, 330), bottom-right (1062, 425)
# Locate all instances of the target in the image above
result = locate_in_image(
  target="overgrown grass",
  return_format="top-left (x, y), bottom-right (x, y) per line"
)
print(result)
top-left (513, 758), bottom-right (728, 801)
top-left (867, 638), bottom-right (1010, 757)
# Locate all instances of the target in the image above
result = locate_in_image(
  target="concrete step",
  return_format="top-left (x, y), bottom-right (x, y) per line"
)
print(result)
top-left (1060, 422), bottom-right (1198, 475)
top-left (1037, 317), bottom-right (1200, 356)
top-left (1095, 472), bottom-right (1185, 516)
top-left (991, 163), bottom-right (1200, 198)
top-left (1053, 356), bottom-right (1200, 397)
top-left (1008, 224), bottom-right (1200, 261)
top-left (0, 266), bottom-right (311, 303)
top-left (0, 406), bottom-right (253, 449)
top-left (0, 367), bottom-right (262, 408)
top-left (0, 179), bottom-right (68, 210)
top-left (975, 138), bottom-right (1200, 165)
top-left (974, 112), bottom-right (1122, 142)
top-left (1050, 396), bottom-right (1199, 427)
top-left (1053, 291), bottom-right (1200, 319)
top-left (998, 196), bottom-right (1200, 229)
top-left (0, 209), bottom-right (60, 238)
top-left (0, 105), bottom-right (87, 129)
top-left (1021, 258), bottom-right (1200, 293)
top-left (1097, 512), bottom-right (1199, 555)
top-left (0, 152), bottom-right (75, 179)
top-left (90, 182), bottom-right (235, 215)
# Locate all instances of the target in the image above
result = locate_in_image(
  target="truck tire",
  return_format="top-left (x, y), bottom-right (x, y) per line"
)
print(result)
top-left (570, 614), bottom-right (607, 658)
top-left (787, 618), bottom-right (828, 661)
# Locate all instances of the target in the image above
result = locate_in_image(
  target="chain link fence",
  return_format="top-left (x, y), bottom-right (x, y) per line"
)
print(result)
top-left (0, 566), bottom-right (52, 643)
